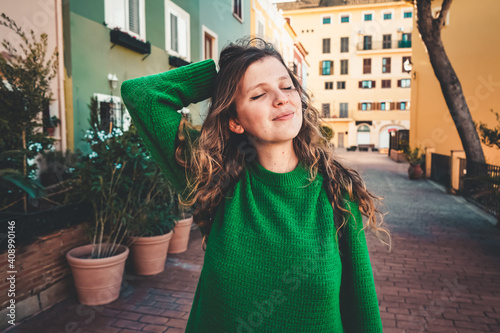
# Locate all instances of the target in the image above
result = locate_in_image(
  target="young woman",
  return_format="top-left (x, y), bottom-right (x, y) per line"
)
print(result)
top-left (121, 38), bottom-right (390, 333)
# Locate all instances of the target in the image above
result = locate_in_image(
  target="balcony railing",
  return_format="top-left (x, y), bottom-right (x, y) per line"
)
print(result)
top-left (356, 40), bottom-right (412, 51)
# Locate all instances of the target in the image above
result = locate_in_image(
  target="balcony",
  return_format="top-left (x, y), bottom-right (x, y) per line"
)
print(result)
top-left (356, 40), bottom-right (412, 51)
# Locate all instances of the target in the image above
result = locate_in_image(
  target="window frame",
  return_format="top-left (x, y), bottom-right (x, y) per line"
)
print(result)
top-left (363, 11), bottom-right (374, 22)
top-left (322, 15), bottom-right (332, 25)
top-left (360, 102), bottom-right (373, 111)
top-left (340, 37), bottom-right (349, 53)
top-left (321, 103), bottom-right (331, 118)
top-left (383, 34), bottom-right (392, 49)
top-left (400, 78), bottom-right (411, 88)
top-left (321, 60), bottom-right (333, 76)
top-left (363, 35), bottom-right (372, 50)
top-left (340, 13), bottom-right (351, 23)
top-left (202, 25), bottom-right (218, 63)
top-left (381, 79), bottom-right (392, 88)
top-left (105, 0), bottom-right (146, 40)
top-left (363, 58), bottom-right (371, 74)
top-left (382, 10), bottom-right (394, 20)
top-left (337, 81), bottom-right (346, 90)
top-left (339, 103), bottom-right (348, 118)
top-left (380, 100), bottom-right (392, 111)
top-left (165, 0), bottom-right (191, 61)
top-left (361, 80), bottom-right (373, 89)
top-left (232, 0), bottom-right (243, 23)
top-left (322, 38), bottom-right (331, 54)
top-left (340, 59), bottom-right (348, 75)
top-left (402, 10), bottom-right (413, 19)
top-left (382, 57), bottom-right (391, 74)
top-left (324, 81), bottom-right (333, 90)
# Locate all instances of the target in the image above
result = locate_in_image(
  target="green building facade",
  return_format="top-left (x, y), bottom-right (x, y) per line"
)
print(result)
top-left (64, 0), bottom-right (250, 153)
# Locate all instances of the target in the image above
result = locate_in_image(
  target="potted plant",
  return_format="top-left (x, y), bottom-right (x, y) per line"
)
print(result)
top-left (125, 149), bottom-right (178, 275)
top-left (402, 142), bottom-right (425, 180)
top-left (43, 115), bottom-right (61, 137)
top-left (64, 97), bottom-right (136, 305)
top-left (168, 196), bottom-right (194, 254)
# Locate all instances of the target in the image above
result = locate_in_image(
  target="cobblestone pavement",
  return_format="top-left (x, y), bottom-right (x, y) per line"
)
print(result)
top-left (7, 151), bottom-right (500, 333)
top-left (338, 150), bottom-right (500, 333)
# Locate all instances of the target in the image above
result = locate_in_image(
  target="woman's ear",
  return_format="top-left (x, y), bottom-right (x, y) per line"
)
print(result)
top-left (229, 118), bottom-right (245, 134)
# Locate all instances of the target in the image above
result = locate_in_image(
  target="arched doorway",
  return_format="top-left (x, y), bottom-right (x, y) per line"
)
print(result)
top-left (357, 124), bottom-right (371, 145)
top-left (379, 125), bottom-right (404, 148)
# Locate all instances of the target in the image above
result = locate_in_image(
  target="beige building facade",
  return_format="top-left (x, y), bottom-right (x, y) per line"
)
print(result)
top-left (278, 0), bottom-right (413, 150)
top-left (410, 0), bottom-right (500, 166)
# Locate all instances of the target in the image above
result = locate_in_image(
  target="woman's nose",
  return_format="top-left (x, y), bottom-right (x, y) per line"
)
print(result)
top-left (272, 90), bottom-right (289, 107)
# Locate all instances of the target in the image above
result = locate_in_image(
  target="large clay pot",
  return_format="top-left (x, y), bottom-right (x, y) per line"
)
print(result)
top-left (168, 217), bottom-right (193, 254)
top-left (408, 163), bottom-right (424, 180)
top-left (66, 244), bottom-right (129, 306)
top-left (128, 230), bottom-right (173, 275)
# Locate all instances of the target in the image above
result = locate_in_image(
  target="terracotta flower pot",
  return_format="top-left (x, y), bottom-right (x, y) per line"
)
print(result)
top-left (66, 244), bottom-right (129, 306)
top-left (168, 217), bottom-right (193, 254)
top-left (128, 230), bottom-right (173, 275)
top-left (408, 163), bottom-right (424, 180)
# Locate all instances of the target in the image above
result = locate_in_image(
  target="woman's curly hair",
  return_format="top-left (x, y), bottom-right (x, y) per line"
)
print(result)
top-left (176, 37), bottom-right (391, 251)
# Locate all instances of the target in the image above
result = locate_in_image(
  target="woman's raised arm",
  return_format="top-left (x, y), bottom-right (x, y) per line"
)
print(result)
top-left (120, 59), bottom-right (217, 194)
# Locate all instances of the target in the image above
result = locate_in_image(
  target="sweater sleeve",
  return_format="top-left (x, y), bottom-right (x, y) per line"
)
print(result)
top-left (339, 198), bottom-right (383, 332)
top-left (120, 59), bottom-right (217, 195)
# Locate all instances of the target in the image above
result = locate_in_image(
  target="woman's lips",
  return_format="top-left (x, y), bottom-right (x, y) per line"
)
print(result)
top-left (273, 112), bottom-right (295, 121)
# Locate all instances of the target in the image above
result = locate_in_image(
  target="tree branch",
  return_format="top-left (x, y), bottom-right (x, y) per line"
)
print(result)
top-left (436, 0), bottom-right (452, 29)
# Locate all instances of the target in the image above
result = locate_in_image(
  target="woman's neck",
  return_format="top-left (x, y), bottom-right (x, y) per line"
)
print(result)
top-left (254, 141), bottom-right (299, 173)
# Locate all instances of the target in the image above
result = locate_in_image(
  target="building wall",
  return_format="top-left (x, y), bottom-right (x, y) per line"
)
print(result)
top-left (281, 1), bottom-right (412, 149)
top-left (2, 0), bottom-right (67, 151)
top-left (410, 0), bottom-right (500, 166)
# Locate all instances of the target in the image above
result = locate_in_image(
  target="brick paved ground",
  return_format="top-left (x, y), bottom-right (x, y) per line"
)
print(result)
top-left (7, 151), bottom-right (500, 333)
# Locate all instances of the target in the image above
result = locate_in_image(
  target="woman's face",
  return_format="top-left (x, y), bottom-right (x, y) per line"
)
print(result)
top-left (230, 56), bottom-right (303, 146)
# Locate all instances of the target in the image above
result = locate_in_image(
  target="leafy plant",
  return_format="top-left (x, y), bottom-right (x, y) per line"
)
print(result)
top-left (320, 125), bottom-right (334, 144)
top-left (401, 141), bottom-right (425, 166)
top-left (65, 97), bottom-right (177, 258)
top-left (0, 13), bottom-right (58, 212)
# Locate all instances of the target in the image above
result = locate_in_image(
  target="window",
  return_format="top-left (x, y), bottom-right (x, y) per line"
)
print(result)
top-left (359, 80), bottom-right (375, 89)
top-left (257, 20), bottom-right (264, 37)
top-left (325, 82), bottom-right (333, 90)
top-left (400, 33), bottom-right (412, 48)
top-left (203, 26), bottom-right (218, 62)
top-left (364, 14), bottom-right (372, 21)
top-left (363, 58), bottom-right (371, 74)
top-left (380, 102), bottom-right (391, 111)
top-left (398, 79), bottom-right (411, 88)
top-left (359, 102), bottom-right (373, 111)
top-left (322, 38), bottom-right (331, 53)
top-left (403, 11), bottom-right (413, 18)
top-left (340, 59), bottom-right (348, 75)
top-left (105, 0), bottom-right (146, 40)
top-left (402, 56), bottom-right (411, 72)
top-left (321, 60), bottom-right (333, 75)
top-left (233, 0), bottom-right (243, 22)
top-left (340, 15), bottom-right (350, 23)
top-left (382, 57), bottom-right (391, 73)
top-left (383, 12), bottom-right (392, 20)
top-left (339, 103), bottom-right (348, 118)
top-left (383, 34), bottom-right (392, 49)
top-left (398, 101), bottom-right (410, 110)
top-left (341, 37), bottom-right (349, 53)
top-left (322, 16), bottom-right (331, 24)
top-left (94, 93), bottom-right (130, 132)
top-left (166, 1), bottom-right (190, 60)
top-left (363, 35), bottom-right (372, 50)
top-left (337, 81), bottom-right (346, 89)
top-left (322, 103), bottom-right (331, 118)
top-left (382, 79), bottom-right (391, 88)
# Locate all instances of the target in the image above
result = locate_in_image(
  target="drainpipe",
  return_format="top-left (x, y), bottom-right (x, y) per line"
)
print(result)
top-left (54, 0), bottom-right (67, 151)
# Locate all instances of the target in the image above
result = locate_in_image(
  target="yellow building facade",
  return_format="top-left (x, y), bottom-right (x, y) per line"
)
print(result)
top-left (279, 0), bottom-right (413, 150)
top-left (410, 0), bottom-right (500, 166)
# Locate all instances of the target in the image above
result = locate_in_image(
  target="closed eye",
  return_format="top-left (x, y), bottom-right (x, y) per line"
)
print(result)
top-left (250, 93), bottom-right (265, 100)
top-left (283, 86), bottom-right (293, 90)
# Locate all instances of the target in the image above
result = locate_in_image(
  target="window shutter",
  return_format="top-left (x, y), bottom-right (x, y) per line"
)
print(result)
top-left (396, 102), bottom-right (401, 110)
top-left (390, 102), bottom-right (395, 110)
top-left (320, 61), bottom-right (323, 75)
top-left (358, 103), bottom-right (362, 110)
top-left (106, 0), bottom-right (126, 30)
top-left (372, 80), bottom-right (376, 88)
top-left (330, 61), bottom-right (334, 75)
top-left (375, 102), bottom-right (380, 110)
top-left (178, 15), bottom-right (188, 58)
top-left (129, 0), bottom-right (140, 35)
top-left (397, 79), bottom-right (401, 87)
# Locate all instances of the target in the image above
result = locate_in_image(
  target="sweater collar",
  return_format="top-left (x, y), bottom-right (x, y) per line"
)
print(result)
top-left (247, 158), bottom-right (313, 187)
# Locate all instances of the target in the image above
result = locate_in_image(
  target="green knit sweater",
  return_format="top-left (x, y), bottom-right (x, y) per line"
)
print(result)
top-left (121, 59), bottom-right (383, 332)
